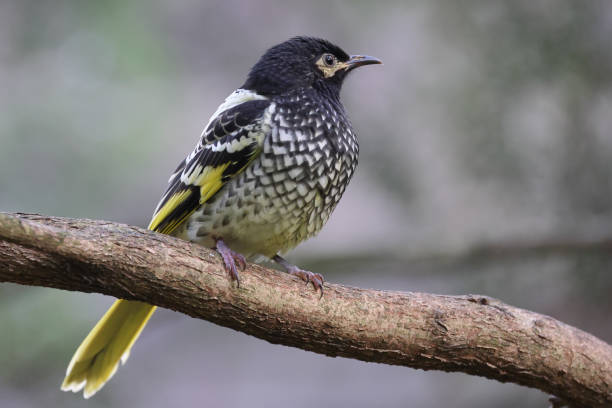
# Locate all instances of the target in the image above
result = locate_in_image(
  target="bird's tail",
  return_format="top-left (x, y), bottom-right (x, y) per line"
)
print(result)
top-left (61, 299), bottom-right (156, 398)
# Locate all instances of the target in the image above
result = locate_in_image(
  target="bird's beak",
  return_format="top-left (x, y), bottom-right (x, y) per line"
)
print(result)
top-left (346, 55), bottom-right (383, 71)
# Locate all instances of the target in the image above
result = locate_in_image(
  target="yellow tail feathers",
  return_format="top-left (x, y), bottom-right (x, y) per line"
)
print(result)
top-left (61, 300), bottom-right (156, 398)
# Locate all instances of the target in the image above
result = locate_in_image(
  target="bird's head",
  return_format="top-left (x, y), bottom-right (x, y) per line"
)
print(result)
top-left (242, 36), bottom-right (381, 98)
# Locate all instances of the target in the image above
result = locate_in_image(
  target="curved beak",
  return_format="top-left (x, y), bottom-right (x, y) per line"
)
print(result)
top-left (346, 55), bottom-right (383, 70)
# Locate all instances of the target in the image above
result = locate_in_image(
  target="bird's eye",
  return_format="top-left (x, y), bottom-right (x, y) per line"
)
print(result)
top-left (323, 53), bottom-right (336, 67)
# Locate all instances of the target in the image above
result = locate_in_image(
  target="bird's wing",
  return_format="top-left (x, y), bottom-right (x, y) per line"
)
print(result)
top-left (148, 93), bottom-right (271, 235)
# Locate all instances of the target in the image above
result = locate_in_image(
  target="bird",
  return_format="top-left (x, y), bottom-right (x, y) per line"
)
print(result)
top-left (60, 36), bottom-right (381, 398)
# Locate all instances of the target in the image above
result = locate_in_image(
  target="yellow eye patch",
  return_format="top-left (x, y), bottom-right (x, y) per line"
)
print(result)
top-left (315, 54), bottom-right (349, 78)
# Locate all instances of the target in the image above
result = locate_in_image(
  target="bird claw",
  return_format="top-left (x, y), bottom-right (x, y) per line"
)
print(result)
top-left (215, 239), bottom-right (246, 286)
top-left (288, 267), bottom-right (324, 297)
top-left (233, 253), bottom-right (247, 271)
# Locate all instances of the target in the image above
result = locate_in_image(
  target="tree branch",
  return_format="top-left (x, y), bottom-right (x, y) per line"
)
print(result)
top-left (0, 212), bottom-right (610, 407)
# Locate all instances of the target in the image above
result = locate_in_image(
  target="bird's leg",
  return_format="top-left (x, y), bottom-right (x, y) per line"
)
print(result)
top-left (214, 238), bottom-right (246, 286)
top-left (272, 254), bottom-right (324, 296)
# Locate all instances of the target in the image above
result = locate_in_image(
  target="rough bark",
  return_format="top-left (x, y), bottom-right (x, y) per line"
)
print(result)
top-left (0, 212), bottom-right (610, 407)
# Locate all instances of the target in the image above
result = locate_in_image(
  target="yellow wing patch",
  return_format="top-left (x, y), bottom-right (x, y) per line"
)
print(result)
top-left (147, 189), bottom-right (193, 233)
top-left (147, 163), bottom-right (230, 235)
top-left (196, 163), bottom-right (229, 203)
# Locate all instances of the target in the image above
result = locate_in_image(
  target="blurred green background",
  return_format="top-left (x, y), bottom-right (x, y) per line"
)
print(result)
top-left (1, 1), bottom-right (611, 407)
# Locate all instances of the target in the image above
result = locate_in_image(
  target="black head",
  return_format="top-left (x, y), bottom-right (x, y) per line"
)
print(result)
top-left (242, 36), bottom-right (381, 98)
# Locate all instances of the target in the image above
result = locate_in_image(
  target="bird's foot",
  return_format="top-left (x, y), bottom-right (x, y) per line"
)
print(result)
top-left (289, 268), bottom-right (325, 294)
top-left (273, 255), bottom-right (324, 297)
top-left (215, 239), bottom-right (246, 286)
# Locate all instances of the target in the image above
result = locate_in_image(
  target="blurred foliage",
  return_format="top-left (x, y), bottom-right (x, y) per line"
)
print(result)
top-left (0, 1), bottom-right (611, 407)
